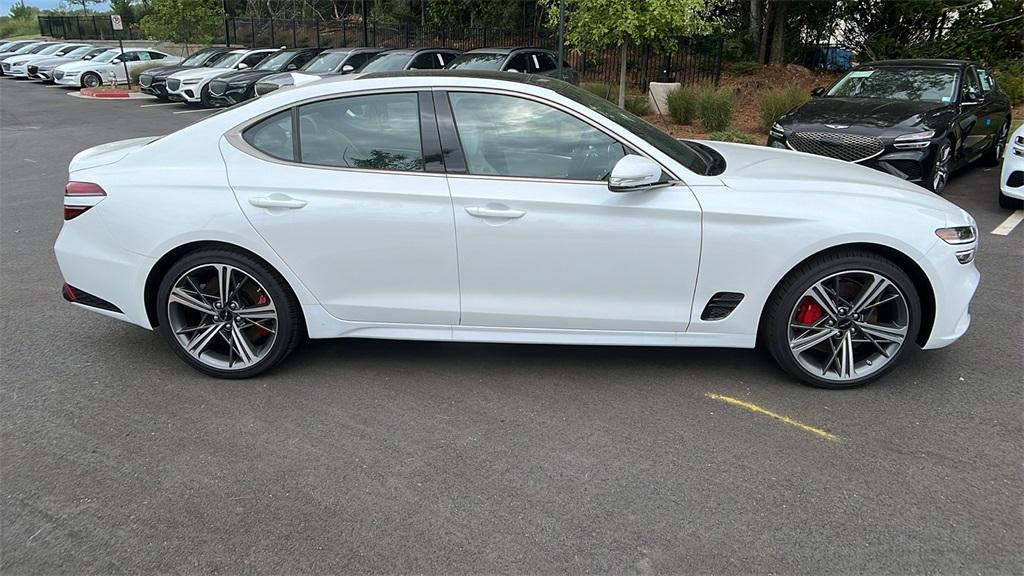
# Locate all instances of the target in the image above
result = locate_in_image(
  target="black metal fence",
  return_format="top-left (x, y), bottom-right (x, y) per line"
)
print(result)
top-left (38, 14), bottom-right (721, 90)
top-left (38, 15), bottom-right (144, 41)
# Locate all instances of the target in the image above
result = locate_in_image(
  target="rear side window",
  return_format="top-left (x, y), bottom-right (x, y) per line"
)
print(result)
top-left (148, 51), bottom-right (167, 60)
top-left (296, 93), bottom-right (423, 171)
top-left (410, 52), bottom-right (438, 70)
top-left (244, 110), bottom-right (295, 161)
top-left (505, 53), bottom-right (529, 73)
top-left (532, 53), bottom-right (557, 73)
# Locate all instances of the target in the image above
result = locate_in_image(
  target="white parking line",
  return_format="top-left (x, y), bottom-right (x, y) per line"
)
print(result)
top-left (140, 102), bottom-right (180, 108)
top-left (991, 210), bottom-right (1024, 236)
top-left (172, 108), bottom-right (218, 114)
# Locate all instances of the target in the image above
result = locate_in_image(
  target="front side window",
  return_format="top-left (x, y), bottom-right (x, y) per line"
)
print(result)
top-left (532, 53), bottom-right (557, 73)
top-left (289, 51), bottom-right (317, 69)
top-left (961, 67), bottom-right (981, 99)
top-left (297, 93), bottom-right (423, 171)
top-left (448, 92), bottom-right (627, 181)
top-left (302, 51), bottom-right (348, 73)
top-left (244, 110), bottom-right (294, 161)
top-left (241, 51), bottom-right (271, 68)
top-left (826, 66), bottom-right (958, 103)
top-left (410, 52), bottom-right (438, 70)
top-left (505, 53), bottom-right (529, 73)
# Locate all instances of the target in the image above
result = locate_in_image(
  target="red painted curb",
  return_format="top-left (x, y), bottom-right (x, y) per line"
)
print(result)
top-left (80, 88), bottom-right (132, 98)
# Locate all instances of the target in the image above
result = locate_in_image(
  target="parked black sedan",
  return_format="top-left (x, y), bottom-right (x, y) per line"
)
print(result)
top-left (207, 47), bottom-right (322, 107)
top-left (768, 59), bottom-right (1011, 193)
top-left (445, 47), bottom-right (579, 85)
top-left (139, 47), bottom-right (234, 101)
top-left (357, 47), bottom-right (463, 74)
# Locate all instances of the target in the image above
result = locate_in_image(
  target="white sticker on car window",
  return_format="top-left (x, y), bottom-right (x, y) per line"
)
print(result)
top-left (847, 70), bottom-right (874, 78)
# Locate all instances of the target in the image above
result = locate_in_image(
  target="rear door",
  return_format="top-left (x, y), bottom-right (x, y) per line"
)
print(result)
top-left (223, 90), bottom-right (460, 325)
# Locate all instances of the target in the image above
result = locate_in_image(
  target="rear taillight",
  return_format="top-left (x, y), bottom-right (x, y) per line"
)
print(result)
top-left (64, 181), bottom-right (106, 220)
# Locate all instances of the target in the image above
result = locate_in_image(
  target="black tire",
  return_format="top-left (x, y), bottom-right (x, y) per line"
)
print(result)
top-left (999, 189), bottom-right (1023, 210)
top-left (982, 120), bottom-right (1010, 166)
top-left (924, 139), bottom-right (953, 194)
top-left (198, 84), bottom-right (211, 107)
top-left (81, 72), bottom-right (101, 89)
top-left (763, 249), bottom-right (921, 389)
top-left (155, 249), bottom-right (302, 379)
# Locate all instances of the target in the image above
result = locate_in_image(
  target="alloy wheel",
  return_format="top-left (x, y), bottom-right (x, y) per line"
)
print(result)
top-left (788, 270), bottom-right (910, 383)
top-left (994, 124), bottom-right (1008, 160)
top-left (166, 263), bottom-right (278, 370)
top-left (932, 143), bottom-right (951, 192)
top-left (82, 73), bottom-right (100, 88)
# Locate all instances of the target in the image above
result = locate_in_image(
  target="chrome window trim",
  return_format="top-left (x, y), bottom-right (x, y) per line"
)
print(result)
top-left (225, 87), bottom-right (441, 178)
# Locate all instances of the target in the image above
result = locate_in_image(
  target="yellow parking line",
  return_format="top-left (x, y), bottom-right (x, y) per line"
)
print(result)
top-left (705, 393), bottom-right (839, 442)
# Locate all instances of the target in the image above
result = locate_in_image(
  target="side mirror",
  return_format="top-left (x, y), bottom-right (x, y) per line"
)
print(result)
top-left (608, 155), bottom-right (668, 193)
top-left (111, 57), bottom-right (122, 64)
top-left (810, 86), bottom-right (826, 97)
top-left (286, 63), bottom-right (298, 71)
top-left (506, 68), bottom-right (521, 73)
top-left (961, 89), bottom-right (981, 105)
top-left (341, 64), bottom-right (354, 73)
top-left (237, 62), bottom-right (249, 69)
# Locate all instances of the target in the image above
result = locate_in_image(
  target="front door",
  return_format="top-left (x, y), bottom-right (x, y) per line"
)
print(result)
top-left (222, 91), bottom-right (460, 325)
top-left (441, 90), bottom-right (702, 332)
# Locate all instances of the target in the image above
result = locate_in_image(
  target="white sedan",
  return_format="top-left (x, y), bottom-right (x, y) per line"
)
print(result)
top-left (0, 42), bottom-right (87, 77)
top-left (999, 124), bottom-right (1024, 209)
top-left (54, 72), bottom-right (980, 388)
top-left (53, 48), bottom-right (179, 88)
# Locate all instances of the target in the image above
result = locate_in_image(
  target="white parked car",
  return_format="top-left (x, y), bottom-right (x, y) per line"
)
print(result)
top-left (54, 72), bottom-right (980, 388)
top-left (53, 48), bottom-right (179, 88)
top-left (999, 124), bottom-right (1024, 209)
top-left (1, 43), bottom-right (88, 77)
top-left (0, 41), bottom-right (54, 74)
top-left (30, 46), bottom-right (107, 82)
top-left (165, 48), bottom-right (277, 105)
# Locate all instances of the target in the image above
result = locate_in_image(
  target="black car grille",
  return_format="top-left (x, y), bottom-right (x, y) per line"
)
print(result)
top-left (53, 69), bottom-right (64, 80)
top-left (209, 79), bottom-right (227, 96)
top-left (139, 73), bottom-right (152, 87)
top-left (788, 131), bottom-right (884, 163)
top-left (1, 63), bottom-right (10, 72)
top-left (27, 65), bottom-right (38, 75)
top-left (166, 77), bottom-right (181, 91)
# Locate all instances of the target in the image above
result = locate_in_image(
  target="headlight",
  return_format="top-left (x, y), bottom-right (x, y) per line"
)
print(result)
top-left (770, 122), bottom-right (785, 138)
top-left (181, 78), bottom-right (200, 84)
top-left (13, 60), bottom-right (28, 66)
top-left (894, 130), bottom-right (935, 149)
top-left (935, 226), bottom-right (976, 245)
top-left (1013, 135), bottom-right (1024, 157)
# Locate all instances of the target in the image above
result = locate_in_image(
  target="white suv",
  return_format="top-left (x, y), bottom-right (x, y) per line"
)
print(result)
top-left (165, 48), bottom-right (277, 105)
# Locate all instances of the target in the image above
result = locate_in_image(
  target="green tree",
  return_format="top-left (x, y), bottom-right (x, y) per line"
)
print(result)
top-left (141, 0), bottom-right (222, 43)
top-left (9, 0), bottom-right (37, 18)
top-left (547, 0), bottom-right (716, 108)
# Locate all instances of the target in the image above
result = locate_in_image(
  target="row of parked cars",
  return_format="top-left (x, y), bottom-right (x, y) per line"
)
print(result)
top-left (0, 39), bottom-right (577, 107)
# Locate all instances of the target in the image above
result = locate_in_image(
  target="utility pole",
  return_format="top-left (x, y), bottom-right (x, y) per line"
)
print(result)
top-left (222, 0), bottom-right (230, 46)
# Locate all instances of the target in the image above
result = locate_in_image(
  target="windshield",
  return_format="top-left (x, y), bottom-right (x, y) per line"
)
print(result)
top-left (92, 50), bottom-right (120, 63)
top-left (827, 67), bottom-right (959, 103)
top-left (214, 51), bottom-right (248, 69)
top-left (28, 43), bottom-right (55, 54)
top-left (542, 79), bottom-right (714, 176)
top-left (37, 44), bottom-right (66, 55)
top-left (63, 46), bottom-right (93, 58)
top-left (12, 43), bottom-right (39, 54)
top-left (358, 52), bottom-right (412, 73)
top-left (181, 49), bottom-right (216, 66)
top-left (302, 51), bottom-right (349, 73)
top-left (256, 51), bottom-right (295, 70)
top-left (446, 53), bottom-right (505, 70)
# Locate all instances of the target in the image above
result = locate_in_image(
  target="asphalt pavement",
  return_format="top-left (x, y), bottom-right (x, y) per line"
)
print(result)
top-left (1, 79), bottom-right (1021, 574)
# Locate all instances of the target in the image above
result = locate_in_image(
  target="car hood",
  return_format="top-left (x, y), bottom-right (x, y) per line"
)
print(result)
top-left (3, 53), bottom-right (51, 64)
top-left (779, 97), bottom-right (952, 132)
top-left (703, 140), bottom-right (955, 213)
top-left (169, 67), bottom-right (232, 81)
top-left (213, 69), bottom-right (279, 84)
top-left (32, 55), bottom-right (75, 67)
top-left (144, 64), bottom-right (195, 79)
top-left (69, 136), bottom-right (162, 172)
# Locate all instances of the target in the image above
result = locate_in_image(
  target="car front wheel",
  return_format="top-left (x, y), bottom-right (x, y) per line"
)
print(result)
top-left (156, 249), bottom-right (302, 378)
top-left (764, 250), bottom-right (921, 389)
top-left (81, 72), bottom-right (101, 88)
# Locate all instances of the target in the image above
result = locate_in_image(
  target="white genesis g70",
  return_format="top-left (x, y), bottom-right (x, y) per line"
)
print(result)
top-left (54, 71), bottom-right (980, 388)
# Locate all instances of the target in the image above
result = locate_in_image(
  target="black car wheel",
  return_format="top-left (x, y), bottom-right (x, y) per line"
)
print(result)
top-left (925, 139), bottom-right (952, 194)
top-left (983, 121), bottom-right (1010, 166)
top-left (999, 189), bottom-right (1023, 210)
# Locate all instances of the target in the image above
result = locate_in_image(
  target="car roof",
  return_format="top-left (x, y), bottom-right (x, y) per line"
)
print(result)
top-left (861, 59), bottom-right (974, 69)
top-left (351, 69), bottom-right (559, 86)
top-left (464, 47), bottom-right (552, 55)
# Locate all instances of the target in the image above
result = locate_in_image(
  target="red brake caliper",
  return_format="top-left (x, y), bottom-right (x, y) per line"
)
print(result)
top-left (254, 293), bottom-right (270, 337)
top-left (795, 297), bottom-right (824, 325)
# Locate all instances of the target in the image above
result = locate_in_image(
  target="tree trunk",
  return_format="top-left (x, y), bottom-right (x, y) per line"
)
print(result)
top-left (618, 41), bottom-right (628, 108)
top-left (769, 0), bottom-right (788, 67)
top-left (749, 0), bottom-right (761, 44)
top-left (758, 0), bottom-right (772, 64)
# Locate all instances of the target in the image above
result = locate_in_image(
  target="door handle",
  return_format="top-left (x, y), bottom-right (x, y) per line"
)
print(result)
top-left (249, 195), bottom-right (307, 209)
top-left (465, 206), bottom-right (525, 219)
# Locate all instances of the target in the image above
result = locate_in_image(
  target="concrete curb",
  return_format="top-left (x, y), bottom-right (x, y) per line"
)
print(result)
top-left (70, 89), bottom-right (156, 100)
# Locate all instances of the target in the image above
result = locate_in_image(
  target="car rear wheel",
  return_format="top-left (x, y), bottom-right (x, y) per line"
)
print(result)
top-left (983, 121), bottom-right (1010, 166)
top-left (925, 139), bottom-right (952, 194)
top-left (764, 250), bottom-right (920, 389)
top-left (156, 249), bottom-right (302, 378)
top-left (81, 72), bottom-right (101, 88)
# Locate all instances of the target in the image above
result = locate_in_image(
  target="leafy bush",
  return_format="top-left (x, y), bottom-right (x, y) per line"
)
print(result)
top-left (728, 61), bottom-right (760, 75)
top-left (758, 86), bottom-right (810, 131)
top-left (695, 86), bottom-right (734, 132)
top-left (995, 64), bottom-right (1024, 106)
top-left (708, 130), bottom-right (759, 144)
top-left (666, 85), bottom-right (697, 125)
top-left (624, 92), bottom-right (649, 116)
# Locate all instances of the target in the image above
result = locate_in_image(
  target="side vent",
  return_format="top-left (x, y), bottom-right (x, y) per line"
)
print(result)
top-left (701, 292), bottom-right (744, 321)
